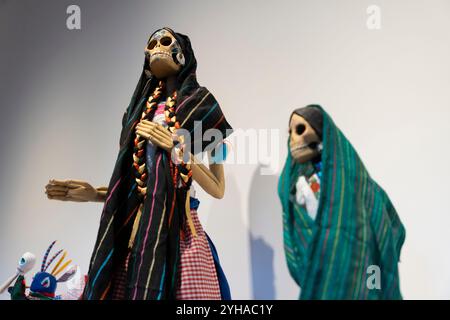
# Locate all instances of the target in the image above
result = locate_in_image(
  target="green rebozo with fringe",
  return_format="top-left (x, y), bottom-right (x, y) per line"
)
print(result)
top-left (278, 106), bottom-right (405, 299)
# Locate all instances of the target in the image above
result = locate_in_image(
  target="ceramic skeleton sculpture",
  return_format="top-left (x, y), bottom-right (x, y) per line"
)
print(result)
top-left (45, 28), bottom-right (232, 300)
top-left (278, 105), bottom-right (406, 299)
top-left (3, 241), bottom-right (80, 300)
top-left (288, 107), bottom-right (323, 220)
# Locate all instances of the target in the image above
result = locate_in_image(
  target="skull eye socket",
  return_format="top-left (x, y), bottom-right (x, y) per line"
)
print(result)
top-left (147, 39), bottom-right (157, 50)
top-left (296, 124), bottom-right (306, 135)
top-left (160, 36), bottom-right (172, 46)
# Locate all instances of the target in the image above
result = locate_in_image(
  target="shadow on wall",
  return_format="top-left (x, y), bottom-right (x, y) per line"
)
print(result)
top-left (204, 172), bottom-right (246, 299)
top-left (249, 235), bottom-right (275, 299)
top-left (248, 164), bottom-right (280, 299)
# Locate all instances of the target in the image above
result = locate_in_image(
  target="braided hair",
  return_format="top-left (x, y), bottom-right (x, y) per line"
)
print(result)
top-left (132, 80), bottom-right (192, 197)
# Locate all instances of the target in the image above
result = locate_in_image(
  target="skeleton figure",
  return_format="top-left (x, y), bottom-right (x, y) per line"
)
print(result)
top-left (288, 106), bottom-right (323, 219)
top-left (279, 105), bottom-right (405, 300)
top-left (45, 28), bottom-right (232, 300)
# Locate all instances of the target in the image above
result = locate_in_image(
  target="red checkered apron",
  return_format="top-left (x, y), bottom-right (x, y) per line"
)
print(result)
top-left (109, 209), bottom-right (221, 300)
top-left (111, 252), bottom-right (130, 300)
top-left (176, 208), bottom-right (221, 300)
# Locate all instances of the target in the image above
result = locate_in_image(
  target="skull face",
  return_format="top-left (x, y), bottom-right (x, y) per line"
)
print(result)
top-left (17, 252), bottom-right (36, 274)
top-left (145, 29), bottom-right (185, 79)
top-left (289, 113), bottom-right (321, 163)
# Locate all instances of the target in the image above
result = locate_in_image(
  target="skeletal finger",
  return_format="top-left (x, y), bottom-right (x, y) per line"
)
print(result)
top-left (45, 185), bottom-right (68, 192)
top-left (148, 130), bottom-right (171, 145)
top-left (47, 191), bottom-right (67, 197)
top-left (136, 123), bottom-right (155, 132)
top-left (137, 122), bottom-right (156, 131)
top-left (135, 124), bottom-right (153, 133)
top-left (154, 125), bottom-right (171, 137)
top-left (48, 179), bottom-right (69, 186)
top-left (47, 195), bottom-right (68, 201)
top-left (136, 130), bottom-right (150, 140)
top-left (140, 120), bottom-right (156, 127)
top-left (49, 179), bottom-right (80, 189)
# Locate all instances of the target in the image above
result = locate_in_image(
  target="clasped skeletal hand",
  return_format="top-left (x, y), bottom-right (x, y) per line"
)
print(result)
top-left (135, 120), bottom-right (175, 152)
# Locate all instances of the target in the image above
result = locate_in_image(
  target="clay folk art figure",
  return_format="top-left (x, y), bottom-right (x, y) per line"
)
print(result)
top-left (278, 105), bottom-right (406, 299)
top-left (45, 28), bottom-right (233, 300)
top-left (0, 241), bottom-right (80, 300)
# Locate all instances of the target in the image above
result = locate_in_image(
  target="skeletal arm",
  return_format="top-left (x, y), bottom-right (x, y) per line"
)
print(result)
top-left (190, 152), bottom-right (225, 199)
top-left (45, 180), bottom-right (108, 202)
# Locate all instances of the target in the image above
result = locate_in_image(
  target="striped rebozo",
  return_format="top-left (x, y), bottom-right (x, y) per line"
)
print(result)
top-left (278, 105), bottom-right (405, 299)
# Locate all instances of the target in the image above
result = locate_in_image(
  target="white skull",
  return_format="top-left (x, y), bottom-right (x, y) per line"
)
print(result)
top-left (17, 252), bottom-right (36, 274)
top-left (289, 113), bottom-right (321, 163)
top-left (145, 29), bottom-right (185, 79)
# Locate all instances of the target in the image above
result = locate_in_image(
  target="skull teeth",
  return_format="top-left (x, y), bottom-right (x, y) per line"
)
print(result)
top-left (290, 144), bottom-right (310, 152)
top-left (152, 51), bottom-right (171, 57)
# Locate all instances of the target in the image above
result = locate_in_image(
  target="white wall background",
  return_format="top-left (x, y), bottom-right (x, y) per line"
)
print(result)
top-left (0, 0), bottom-right (449, 299)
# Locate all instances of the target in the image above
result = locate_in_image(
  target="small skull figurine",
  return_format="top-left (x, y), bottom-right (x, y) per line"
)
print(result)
top-left (289, 106), bottom-right (323, 163)
top-left (145, 28), bottom-right (185, 79)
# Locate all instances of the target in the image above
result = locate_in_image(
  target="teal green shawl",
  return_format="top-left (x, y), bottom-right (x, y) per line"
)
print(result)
top-left (278, 106), bottom-right (405, 299)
